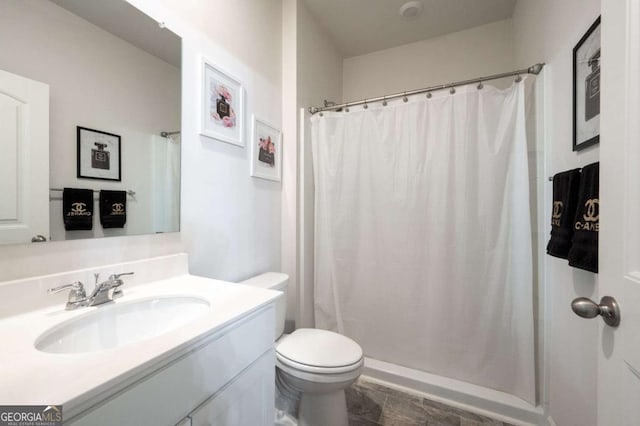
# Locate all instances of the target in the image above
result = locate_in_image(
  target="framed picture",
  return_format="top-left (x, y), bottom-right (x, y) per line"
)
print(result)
top-left (573, 16), bottom-right (601, 151)
top-left (250, 115), bottom-right (282, 182)
top-left (200, 58), bottom-right (244, 146)
top-left (77, 126), bottom-right (121, 181)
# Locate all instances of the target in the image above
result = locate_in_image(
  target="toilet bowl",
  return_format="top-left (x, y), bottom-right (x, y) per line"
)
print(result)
top-left (240, 273), bottom-right (363, 426)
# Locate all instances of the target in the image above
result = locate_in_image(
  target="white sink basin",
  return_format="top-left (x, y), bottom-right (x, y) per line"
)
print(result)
top-left (35, 296), bottom-right (211, 354)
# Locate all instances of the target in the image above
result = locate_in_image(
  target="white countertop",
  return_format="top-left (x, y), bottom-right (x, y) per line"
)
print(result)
top-left (0, 274), bottom-right (280, 413)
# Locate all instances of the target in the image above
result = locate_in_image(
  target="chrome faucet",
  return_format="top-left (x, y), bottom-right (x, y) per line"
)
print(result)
top-left (48, 272), bottom-right (134, 310)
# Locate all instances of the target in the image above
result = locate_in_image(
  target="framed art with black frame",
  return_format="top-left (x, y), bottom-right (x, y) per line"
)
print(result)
top-left (573, 16), bottom-right (601, 151)
top-left (77, 126), bottom-right (121, 181)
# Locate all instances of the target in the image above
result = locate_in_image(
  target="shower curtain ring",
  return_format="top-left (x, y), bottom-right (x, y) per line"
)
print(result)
top-left (477, 81), bottom-right (484, 90)
top-left (515, 75), bottom-right (522, 83)
top-left (382, 97), bottom-right (387, 106)
top-left (449, 87), bottom-right (456, 94)
top-left (426, 92), bottom-right (432, 99)
top-left (403, 93), bottom-right (408, 103)
top-left (363, 102), bottom-right (368, 109)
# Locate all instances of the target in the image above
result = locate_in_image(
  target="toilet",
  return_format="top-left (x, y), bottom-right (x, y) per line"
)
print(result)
top-left (240, 273), bottom-right (363, 426)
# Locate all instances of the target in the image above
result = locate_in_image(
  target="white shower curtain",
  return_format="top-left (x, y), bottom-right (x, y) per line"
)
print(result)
top-left (311, 82), bottom-right (535, 403)
top-left (151, 135), bottom-right (180, 233)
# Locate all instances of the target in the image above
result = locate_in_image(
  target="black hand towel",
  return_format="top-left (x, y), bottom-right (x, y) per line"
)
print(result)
top-left (568, 162), bottom-right (599, 273)
top-left (546, 169), bottom-right (582, 259)
top-left (99, 190), bottom-right (127, 228)
top-left (63, 188), bottom-right (94, 230)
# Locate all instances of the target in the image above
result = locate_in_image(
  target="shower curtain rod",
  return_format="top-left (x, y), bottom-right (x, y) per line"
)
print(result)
top-left (308, 63), bottom-right (545, 115)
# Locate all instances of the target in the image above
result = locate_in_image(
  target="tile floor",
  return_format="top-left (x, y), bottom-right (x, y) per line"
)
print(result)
top-left (346, 378), bottom-right (515, 426)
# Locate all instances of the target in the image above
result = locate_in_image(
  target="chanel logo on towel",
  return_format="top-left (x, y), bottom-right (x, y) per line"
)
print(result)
top-left (551, 201), bottom-right (563, 226)
top-left (575, 198), bottom-right (599, 231)
top-left (111, 203), bottom-right (125, 215)
top-left (68, 202), bottom-right (92, 217)
top-left (552, 201), bottom-right (563, 218)
top-left (583, 199), bottom-right (599, 222)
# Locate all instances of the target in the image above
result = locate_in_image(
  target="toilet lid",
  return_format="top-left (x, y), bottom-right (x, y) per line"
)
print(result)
top-left (276, 328), bottom-right (363, 368)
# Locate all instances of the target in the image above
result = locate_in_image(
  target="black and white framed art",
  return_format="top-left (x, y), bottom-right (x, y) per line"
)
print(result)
top-left (573, 16), bottom-right (601, 151)
top-left (77, 126), bottom-right (121, 181)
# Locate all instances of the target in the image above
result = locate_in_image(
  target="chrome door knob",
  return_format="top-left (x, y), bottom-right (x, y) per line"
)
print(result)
top-left (571, 296), bottom-right (621, 327)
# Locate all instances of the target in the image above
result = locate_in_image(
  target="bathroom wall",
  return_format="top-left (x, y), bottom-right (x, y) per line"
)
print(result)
top-left (0, 1), bottom-right (180, 241)
top-left (126, 0), bottom-right (284, 284)
top-left (0, 1), bottom-right (283, 297)
top-left (296, 0), bottom-right (344, 328)
top-left (342, 19), bottom-right (515, 101)
top-left (281, 0), bottom-right (299, 330)
top-left (282, 0), bottom-right (344, 328)
top-left (513, 1), bottom-right (601, 425)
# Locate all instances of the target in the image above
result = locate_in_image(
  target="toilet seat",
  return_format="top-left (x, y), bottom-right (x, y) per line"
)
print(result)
top-left (276, 351), bottom-right (364, 374)
top-left (275, 328), bottom-right (364, 376)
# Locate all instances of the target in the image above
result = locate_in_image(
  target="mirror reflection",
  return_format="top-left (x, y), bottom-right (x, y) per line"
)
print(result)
top-left (0, 0), bottom-right (181, 245)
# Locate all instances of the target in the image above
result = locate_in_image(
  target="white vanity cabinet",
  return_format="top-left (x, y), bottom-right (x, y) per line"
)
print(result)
top-left (68, 305), bottom-right (275, 426)
top-left (188, 350), bottom-right (274, 425)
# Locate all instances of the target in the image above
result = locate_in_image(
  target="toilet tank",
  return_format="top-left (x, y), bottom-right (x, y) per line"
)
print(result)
top-left (239, 272), bottom-right (288, 341)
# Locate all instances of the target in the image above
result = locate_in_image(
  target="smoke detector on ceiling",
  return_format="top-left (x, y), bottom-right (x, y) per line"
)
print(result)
top-left (399, 1), bottom-right (424, 19)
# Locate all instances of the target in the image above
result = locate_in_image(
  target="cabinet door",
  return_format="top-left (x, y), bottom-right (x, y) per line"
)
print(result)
top-left (190, 350), bottom-right (275, 426)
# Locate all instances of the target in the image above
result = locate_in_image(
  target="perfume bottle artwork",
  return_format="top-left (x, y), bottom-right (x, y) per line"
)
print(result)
top-left (217, 94), bottom-right (230, 119)
top-left (258, 136), bottom-right (276, 167)
top-left (91, 142), bottom-right (110, 170)
top-left (584, 49), bottom-right (600, 122)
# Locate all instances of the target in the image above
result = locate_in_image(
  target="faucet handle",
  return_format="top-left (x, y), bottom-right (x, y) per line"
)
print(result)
top-left (108, 272), bottom-right (134, 281)
top-left (48, 281), bottom-right (85, 295)
top-left (48, 281), bottom-right (87, 310)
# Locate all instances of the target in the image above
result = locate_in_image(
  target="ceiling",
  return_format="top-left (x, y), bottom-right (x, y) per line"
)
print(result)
top-left (49, 0), bottom-right (181, 67)
top-left (302, 0), bottom-right (517, 57)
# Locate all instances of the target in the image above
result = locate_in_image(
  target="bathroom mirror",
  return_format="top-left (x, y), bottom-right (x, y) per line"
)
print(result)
top-left (0, 0), bottom-right (181, 245)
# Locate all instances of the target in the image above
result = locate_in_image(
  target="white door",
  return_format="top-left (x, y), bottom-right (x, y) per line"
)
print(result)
top-left (598, 0), bottom-right (640, 424)
top-left (0, 69), bottom-right (49, 244)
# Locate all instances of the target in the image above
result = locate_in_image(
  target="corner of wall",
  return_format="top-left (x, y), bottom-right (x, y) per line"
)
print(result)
top-left (292, 0), bottom-right (345, 329)
top-left (281, 0), bottom-right (300, 328)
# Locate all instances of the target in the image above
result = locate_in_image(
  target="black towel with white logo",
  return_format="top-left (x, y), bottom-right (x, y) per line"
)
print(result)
top-left (546, 169), bottom-right (582, 259)
top-left (63, 188), bottom-right (94, 230)
top-left (568, 162), bottom-right (599, 273)
top-left (99, 190), bottom-right (127, 228)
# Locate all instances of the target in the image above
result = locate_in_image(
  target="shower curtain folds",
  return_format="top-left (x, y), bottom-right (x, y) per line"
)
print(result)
top-left (311, 81), bottom-right (535, 403)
